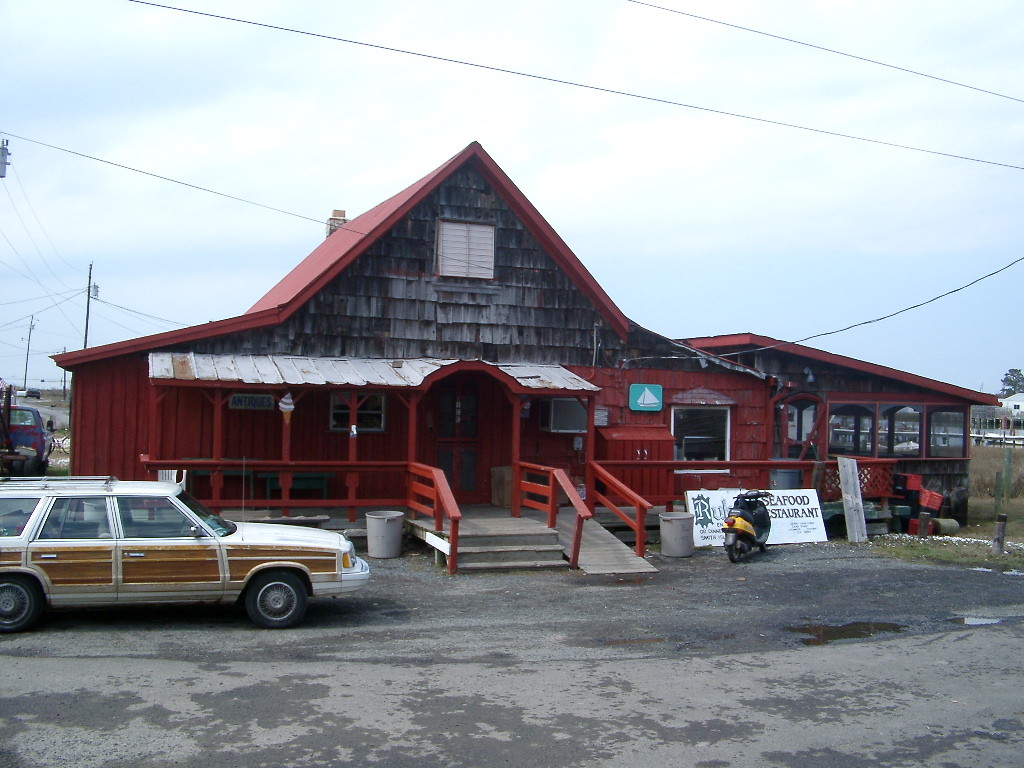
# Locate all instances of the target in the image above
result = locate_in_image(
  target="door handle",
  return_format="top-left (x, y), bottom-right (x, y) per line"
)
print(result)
top-left (124, 552), bottom-right (146, 558)
top-left (38, 554), bottom-right (57, 559)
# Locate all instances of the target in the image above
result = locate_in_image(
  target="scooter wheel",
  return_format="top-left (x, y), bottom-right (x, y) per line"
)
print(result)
top-left (726, 544), bottom-right (742, 563)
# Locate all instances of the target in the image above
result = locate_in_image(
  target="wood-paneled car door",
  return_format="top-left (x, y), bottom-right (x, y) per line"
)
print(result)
top-left (114, 496), bottom-right (224, 602)
top-left (28, 496), bottom-right (116, 606)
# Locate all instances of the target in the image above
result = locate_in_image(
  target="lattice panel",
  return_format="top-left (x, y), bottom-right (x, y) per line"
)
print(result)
top-left (820, 463), bottom-right (894, 502)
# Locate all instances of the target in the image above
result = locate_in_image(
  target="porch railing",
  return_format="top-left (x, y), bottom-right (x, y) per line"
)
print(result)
top-left (592, 458), bottom-right (898, 508)
top-left (589, 462), bottom-right (653, 558)
top-left (514, 461), bottom-right (592, 569)
top-left (407, 462), bottom-right (462, 575)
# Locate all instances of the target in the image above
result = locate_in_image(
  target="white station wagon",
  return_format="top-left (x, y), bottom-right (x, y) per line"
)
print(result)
top-left (0, 476), bottom-right (370, 631)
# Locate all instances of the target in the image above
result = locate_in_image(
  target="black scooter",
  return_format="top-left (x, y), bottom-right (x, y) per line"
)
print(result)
top-left (722, 490), bottom-right (772, 563)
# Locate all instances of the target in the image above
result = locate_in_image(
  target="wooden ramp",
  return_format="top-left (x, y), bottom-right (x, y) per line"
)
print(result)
top-left (553, 508), bottom-right (658, 575)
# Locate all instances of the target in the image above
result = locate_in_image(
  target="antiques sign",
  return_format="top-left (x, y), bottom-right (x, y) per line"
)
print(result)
top-left (684, 489), bottom-right (828, 547)
top-left (229, 393), bottom-right (276, 410)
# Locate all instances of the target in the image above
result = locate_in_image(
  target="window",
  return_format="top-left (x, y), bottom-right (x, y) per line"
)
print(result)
top-left (928, 409), bottom-right (966, 458)
top-left (330, 393), bottom-right (386, 433)
top-left (38, 497), bottom-right (111, 539)
top-left (786, 399), bottom-right (818, 458)
top-left (828, 404), bottom-right (874, 456)
top-left (878, 405), bottom-right (922, 457)
top-left (0, 497), bottom-right (40, 537)
top-left (437, 221), bottom-right (495, 279)
top-left (672, 407), bottom-right (729, 460)
top-left (116, 497), bottom-right (196, 538)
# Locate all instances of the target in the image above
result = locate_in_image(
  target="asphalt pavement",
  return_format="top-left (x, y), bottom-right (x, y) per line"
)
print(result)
top-left (1, 541), bottom-right (1022, 767)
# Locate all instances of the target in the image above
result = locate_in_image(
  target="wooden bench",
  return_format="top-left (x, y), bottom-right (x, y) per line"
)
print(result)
top-left (258, 472), bottom-right (335, 499)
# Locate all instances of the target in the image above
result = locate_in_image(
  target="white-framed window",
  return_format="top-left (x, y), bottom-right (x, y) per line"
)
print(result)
top-left (671, 406), bottom-right (730, 461)
top-left (330, 393), bottom-right (386, 433)
top-left (437, 220), bottom-right (495, 279)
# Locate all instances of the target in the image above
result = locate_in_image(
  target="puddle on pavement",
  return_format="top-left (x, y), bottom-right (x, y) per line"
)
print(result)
top-left (784, 621), bottom-right (905, 646)
top-left (949, 617), bottom-right (1002, 626)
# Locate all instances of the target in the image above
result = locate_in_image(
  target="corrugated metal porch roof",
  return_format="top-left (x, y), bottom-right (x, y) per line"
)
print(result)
top-left (148, 353), bottom-right (599, 392)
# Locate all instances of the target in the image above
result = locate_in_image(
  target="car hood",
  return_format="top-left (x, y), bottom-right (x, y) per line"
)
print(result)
top-left (223, 522), bottom-right (348, 548)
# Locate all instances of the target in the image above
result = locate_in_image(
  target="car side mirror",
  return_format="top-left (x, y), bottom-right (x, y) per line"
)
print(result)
top-left (189, 525), bottom-right (208, 538)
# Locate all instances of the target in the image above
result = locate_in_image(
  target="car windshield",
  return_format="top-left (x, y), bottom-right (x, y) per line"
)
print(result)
top-left (175, 490), bottom-right (237, 536)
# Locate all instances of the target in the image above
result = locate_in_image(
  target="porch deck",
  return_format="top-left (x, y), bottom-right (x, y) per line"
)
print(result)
top-left (228, 504), bottom-right (657, 575)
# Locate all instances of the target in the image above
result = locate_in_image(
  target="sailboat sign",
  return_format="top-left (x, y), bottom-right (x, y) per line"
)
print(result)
top-left (628, 384), bottom-right (663, 412)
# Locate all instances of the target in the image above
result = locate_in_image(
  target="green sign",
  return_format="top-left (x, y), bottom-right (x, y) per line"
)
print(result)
top-left (629, 384), bottom-right (663, 412)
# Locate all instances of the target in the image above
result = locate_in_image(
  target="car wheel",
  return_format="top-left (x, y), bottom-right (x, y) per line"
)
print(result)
top-left (244, 571), bottom-right (308, 629)
top-left (0, 575), bottom-right (44, 633)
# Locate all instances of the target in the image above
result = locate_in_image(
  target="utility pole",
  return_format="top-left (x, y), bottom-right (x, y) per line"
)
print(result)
top-left (62, 347), bottom-right (68, 401)
top-left (22, 316), bottom-right (35, 389)
top-left (0, 139), bottom-right (10, 178)
top-left (83, 262), bottom-right (94, 348)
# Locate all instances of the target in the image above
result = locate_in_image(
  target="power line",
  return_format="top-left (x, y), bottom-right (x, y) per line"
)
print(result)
top-left (718, 253), bottom-right (1024, 357)
top-left (10, 165), bottom-right (83, 273)
top-left (0, 288), bottom-right (80, 307)
top-left (625, 1), bottom-right (1024, 104)
top-left (93, 297), bottom-right (187, 328)
top-left (125, 1), bottom-right (1024, 172)
top-left (2, 175), bottom-right (74, 290)
top-left (0, 132), bottom-right (322, 224)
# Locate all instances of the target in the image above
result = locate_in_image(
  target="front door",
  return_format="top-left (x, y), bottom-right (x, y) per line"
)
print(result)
top-left (435, 378), bottom-right (484, 504)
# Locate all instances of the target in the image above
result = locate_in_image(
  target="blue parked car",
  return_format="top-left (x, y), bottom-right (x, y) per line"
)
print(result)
top-left (5, 405), bottom-right (54, 476)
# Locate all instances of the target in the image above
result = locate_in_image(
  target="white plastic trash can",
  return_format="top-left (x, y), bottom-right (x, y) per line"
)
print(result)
top-left (660, 512), bottom-right (695, 557)
top-left (365, 511), bottom-right (405, 558)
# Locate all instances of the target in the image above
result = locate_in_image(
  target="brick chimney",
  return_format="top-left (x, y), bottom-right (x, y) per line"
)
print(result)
top-left (326, 209), bottom-right (349, 238)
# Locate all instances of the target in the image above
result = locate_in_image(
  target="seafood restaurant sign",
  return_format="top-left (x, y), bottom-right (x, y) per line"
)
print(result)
top-left (684, 490), bottom-right (828, 547)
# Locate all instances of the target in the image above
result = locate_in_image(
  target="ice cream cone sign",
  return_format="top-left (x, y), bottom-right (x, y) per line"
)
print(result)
top-left (279, 393), bottom-right (295, 424)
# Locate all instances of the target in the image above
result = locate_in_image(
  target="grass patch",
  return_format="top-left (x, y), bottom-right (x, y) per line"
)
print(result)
top-left (965, 498), bottom-right (1024, 543)
top-left (870, 534), bottom-right (1024, 571)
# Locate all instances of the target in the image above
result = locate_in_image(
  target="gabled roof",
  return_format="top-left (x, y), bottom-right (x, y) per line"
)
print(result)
top-left (55, 142), bottom-right (629, 370)
top-left (247, 141), bottom-right (629, 336)
top-left (685, 333), bottom-right (999, 405)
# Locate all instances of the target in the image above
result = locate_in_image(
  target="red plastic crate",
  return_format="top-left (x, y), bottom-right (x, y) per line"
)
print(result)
top-left (918, 489), bottom-right (943, 511)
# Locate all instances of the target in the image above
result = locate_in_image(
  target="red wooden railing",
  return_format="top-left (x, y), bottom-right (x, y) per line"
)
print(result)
top-left (407, 462), bottom-right (462, 575)
top-left (141, 457), bottom-right (465, 573)
top-left (592, 458), bottom-right (897, 508)
top-left (514, 461), bottom-right (592, 569)
top-left (589, 462), bottom-right (653, 557)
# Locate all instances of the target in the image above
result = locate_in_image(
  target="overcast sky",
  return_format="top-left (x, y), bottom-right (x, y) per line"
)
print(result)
top-left (2, 0), bottom-right (1022, 394)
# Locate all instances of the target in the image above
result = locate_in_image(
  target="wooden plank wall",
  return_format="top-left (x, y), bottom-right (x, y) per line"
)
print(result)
top-left (70, 354), bottom-right (151, 479)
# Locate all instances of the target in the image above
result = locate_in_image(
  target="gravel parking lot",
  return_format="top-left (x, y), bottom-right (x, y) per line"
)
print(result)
top-left (1, 541), bottom-right (1022, 767)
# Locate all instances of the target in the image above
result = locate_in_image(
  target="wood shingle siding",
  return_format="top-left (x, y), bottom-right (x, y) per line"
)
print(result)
top-left (186, 166), bottom-right (624, 367)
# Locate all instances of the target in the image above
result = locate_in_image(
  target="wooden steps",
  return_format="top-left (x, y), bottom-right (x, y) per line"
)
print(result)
top-left (407, 513), bottom-right (569, 572)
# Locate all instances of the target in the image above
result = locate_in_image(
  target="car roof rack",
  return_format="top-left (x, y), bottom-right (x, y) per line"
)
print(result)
top-left (0, 476), bottom-right (119, 491)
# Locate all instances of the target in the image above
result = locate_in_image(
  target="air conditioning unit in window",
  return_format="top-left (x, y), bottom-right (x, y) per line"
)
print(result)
top-left (539, 398), bottom-right (587, 433)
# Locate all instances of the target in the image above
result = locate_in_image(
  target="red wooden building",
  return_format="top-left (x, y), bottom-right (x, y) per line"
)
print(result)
top-left (685, 334), bottom-right (998, 521)
top-left (53, 143), bottom-right (994, 563)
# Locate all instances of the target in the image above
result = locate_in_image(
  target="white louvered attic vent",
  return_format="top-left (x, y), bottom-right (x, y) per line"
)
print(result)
top-left (438, 221), bottom-right (495, 279)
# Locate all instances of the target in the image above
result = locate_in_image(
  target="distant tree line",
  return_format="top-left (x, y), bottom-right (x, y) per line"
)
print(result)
top-left (1001, 369), bottom-right (1024, 396)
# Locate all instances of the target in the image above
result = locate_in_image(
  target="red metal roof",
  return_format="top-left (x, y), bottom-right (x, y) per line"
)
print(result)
top-left (684, 333), bottom-right (999, 405)
top-left (55, 142), bottom-right (629, 370)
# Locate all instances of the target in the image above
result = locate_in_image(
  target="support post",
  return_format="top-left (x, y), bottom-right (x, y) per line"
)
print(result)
top-left (917, 510), bottom-right (931, 538)
top-left (992, 512), bottom-right (1008, 555)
